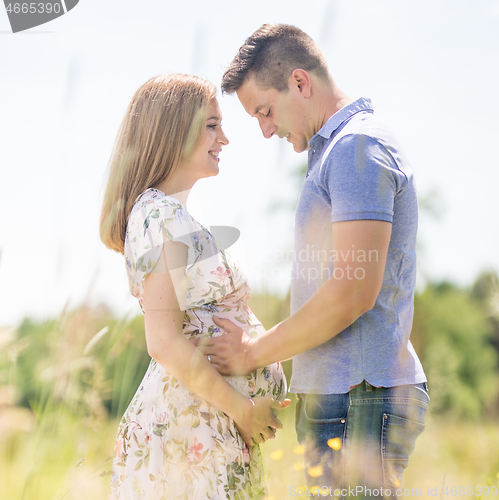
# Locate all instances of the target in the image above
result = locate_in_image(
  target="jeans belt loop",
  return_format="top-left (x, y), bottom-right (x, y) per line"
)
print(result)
top-left (365, 380), bottom-right (373, 392)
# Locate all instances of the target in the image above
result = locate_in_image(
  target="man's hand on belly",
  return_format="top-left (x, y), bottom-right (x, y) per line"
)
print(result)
top-left (191, 316), bottom-right (255, 376)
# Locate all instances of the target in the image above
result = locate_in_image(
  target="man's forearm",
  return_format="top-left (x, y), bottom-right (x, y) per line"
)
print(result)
top-left (247, 220), bottom-right (390, 370)
top-left (249, 276), bottom-right (373, 369)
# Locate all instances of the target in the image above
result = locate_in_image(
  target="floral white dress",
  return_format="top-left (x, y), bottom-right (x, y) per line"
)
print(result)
top-left (110, 188), bottom-right (286, 500)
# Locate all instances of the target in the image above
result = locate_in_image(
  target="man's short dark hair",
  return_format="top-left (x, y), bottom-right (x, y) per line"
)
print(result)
top-left (221, 23), bottom-right (330, 95)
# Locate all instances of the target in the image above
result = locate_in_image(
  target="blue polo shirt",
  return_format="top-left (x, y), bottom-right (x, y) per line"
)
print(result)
top-left (289, 98), bottom-right (426, 394)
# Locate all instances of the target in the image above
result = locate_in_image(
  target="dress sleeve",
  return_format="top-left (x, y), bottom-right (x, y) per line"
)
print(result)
top-left (125, 196), bottom-right (228, 311)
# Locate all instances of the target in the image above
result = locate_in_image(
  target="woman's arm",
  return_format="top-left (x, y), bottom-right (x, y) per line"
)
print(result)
top-left (143, 243), bottom-right (286, 446)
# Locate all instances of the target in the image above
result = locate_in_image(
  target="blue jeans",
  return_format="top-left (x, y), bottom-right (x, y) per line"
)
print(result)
top-left (295, 381), bottom-right (429, 498)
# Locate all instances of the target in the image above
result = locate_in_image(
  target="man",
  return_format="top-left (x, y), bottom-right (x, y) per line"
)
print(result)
top-left (199, 24), bottom-right (428, 494)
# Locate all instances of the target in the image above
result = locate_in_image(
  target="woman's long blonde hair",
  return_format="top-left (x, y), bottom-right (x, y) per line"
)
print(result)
top-left (100, 74), bottom-right (216, 254)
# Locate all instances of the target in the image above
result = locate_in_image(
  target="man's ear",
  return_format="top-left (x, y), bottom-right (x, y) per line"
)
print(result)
top-left (290, 69), bottom-right (312, 98)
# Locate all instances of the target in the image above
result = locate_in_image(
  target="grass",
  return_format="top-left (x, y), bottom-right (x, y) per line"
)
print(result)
top-left (2, 401), bottom-right (499, 500)
top-left (263, 408), bottom-right (499, 499)
top-left (1, 302), bottom-right (498, 499)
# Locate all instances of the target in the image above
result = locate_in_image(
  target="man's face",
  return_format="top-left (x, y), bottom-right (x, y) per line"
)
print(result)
top-left (236, 74), bottom-right (311, 153)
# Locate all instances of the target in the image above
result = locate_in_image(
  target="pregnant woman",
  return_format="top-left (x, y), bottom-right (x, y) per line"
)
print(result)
top-left (100, 74), bottom-right (289, 499)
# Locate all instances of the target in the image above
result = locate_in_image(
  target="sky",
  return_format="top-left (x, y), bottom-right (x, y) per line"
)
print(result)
top-left (1, 0), bottom-right (499, 326)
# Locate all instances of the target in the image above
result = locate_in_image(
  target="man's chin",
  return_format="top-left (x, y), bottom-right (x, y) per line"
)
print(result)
top-left (292, 141), bottom-right (308, 153)
top-left (285, 135), bottom-right (308, 153)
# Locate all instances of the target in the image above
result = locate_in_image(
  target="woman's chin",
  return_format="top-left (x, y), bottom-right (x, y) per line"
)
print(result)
top-left (206, 166), bottom-right (220, 178)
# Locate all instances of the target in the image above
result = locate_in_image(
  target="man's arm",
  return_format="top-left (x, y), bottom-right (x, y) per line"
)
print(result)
top-left (200, 219), bottom-right (391, 375)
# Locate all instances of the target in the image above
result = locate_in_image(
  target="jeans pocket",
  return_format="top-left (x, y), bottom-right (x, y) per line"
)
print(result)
top-left (381, 412), bottom-right (425, 488)
top-left (298, 394), bottom-right (348, 486)
top-left (304, 394), bottom-right (348, 443)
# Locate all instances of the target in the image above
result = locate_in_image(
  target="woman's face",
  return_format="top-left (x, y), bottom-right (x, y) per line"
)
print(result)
top-left (181, 98), bottom-right (229, 182)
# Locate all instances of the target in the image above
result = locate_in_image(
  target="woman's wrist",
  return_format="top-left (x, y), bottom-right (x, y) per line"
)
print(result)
top-left (228, 394), bottom-right (254, 425)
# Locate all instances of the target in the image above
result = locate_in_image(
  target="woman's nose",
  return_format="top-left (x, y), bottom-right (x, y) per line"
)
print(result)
top-left (218, 128), bottom-right (229, 145)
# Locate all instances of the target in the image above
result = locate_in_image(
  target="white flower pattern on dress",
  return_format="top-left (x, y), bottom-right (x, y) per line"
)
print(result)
top-left (110, 188), bottom-right (286, 499)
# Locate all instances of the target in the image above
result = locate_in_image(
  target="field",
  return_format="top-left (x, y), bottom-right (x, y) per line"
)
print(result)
top-left (1, 286), bottom-right (498, 500)
top-left (2, 399), bottom-right (498, 499)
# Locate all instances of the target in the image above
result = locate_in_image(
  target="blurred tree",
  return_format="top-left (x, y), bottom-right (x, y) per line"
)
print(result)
top-left (471, 270), bottom-right (499, 351)
top-left (412, 282), bottom-right (499, 419)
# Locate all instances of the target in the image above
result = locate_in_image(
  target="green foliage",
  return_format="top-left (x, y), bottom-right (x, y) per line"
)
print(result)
top-left (4, 275), bottom-right (499, 431)
top-left (103, 314), bottom-right (151, 418)
top-left (9, 317), bottom-right (58, 410)
top-left (413, 282), bottom-right (499, 419)
top-left (247, 292), bottom-right (290, 330)
top-left (1, 305), bottom-right (151, 422)
top-left (247, 292), bottom-right (293, 382)
top-left (471, 271), bottom-right (499, 352)
top-left (2, 280), bottom-right (499, 498)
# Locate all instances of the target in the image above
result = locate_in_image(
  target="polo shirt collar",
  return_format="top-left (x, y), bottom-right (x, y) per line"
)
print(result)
top-left (313, 97), bottom-right (373, 142)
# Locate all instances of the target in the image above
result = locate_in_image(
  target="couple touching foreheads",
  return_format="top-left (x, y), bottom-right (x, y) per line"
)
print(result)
top-left (101, 23), bottom-right (428, 500)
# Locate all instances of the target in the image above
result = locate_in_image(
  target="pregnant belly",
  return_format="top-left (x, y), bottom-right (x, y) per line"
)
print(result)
top-left (225, 362), bottom-right (287, 402)
top-left (144, 356), bottom-right (286, 408)
top-left (182, 313), bottom-right (287, 401)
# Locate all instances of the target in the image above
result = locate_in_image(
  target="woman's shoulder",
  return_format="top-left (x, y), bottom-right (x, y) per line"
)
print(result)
top-left (128, 188), bottom-right (189, 229)
top-left (127, 188), bottom-right (199, 252)
top-left (131, 187), bottom-right (183, 214)
top-left (124, 189), bottom-right (188, 277)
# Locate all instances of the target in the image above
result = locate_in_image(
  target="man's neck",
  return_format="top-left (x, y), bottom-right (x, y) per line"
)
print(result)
top-left (314, 80), bottom-right (352, 132)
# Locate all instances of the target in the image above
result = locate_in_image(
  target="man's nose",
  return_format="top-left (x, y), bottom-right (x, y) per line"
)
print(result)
top-left (258, 117), bottom-right (276, 139)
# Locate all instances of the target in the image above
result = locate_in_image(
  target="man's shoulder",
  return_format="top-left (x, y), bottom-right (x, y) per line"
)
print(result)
top-left (322, 111), bottom-right (407, 169)
top-left (333, 110), bottom-right (397, 145)
top-left (321, 113), bottom-right (392, 163)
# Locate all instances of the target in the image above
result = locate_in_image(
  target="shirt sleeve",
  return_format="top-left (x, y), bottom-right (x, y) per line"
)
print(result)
top-left (321, 133), bottom-right (408, 224)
